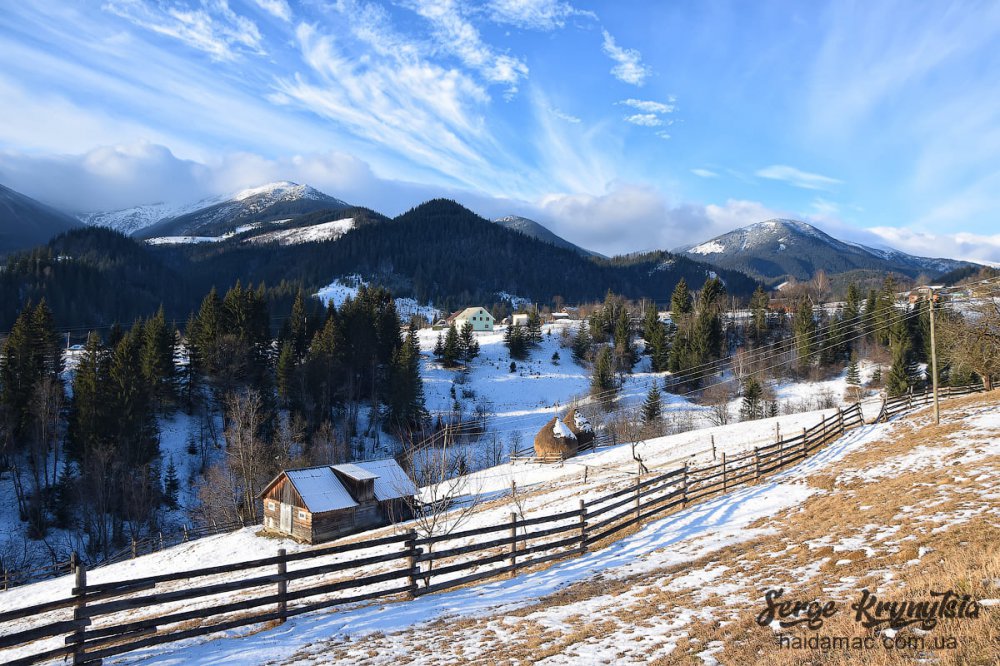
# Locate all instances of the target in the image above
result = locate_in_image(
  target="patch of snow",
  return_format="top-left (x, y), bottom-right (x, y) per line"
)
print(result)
top-left (247, 217), bottom-right (354, 245)
top-left (689, 240), bottom-right (725, 255)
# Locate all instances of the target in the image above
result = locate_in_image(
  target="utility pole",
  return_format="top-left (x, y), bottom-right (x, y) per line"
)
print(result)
top-left (925, 286), bottom-right (941, 425)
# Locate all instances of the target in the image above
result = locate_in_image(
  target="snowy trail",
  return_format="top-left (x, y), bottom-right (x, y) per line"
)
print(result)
top-left (119, 422), bottom-right (889, 666)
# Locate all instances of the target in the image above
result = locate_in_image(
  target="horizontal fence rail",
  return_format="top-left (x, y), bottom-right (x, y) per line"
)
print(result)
top-left (2, 386), bottom-right (988, 665)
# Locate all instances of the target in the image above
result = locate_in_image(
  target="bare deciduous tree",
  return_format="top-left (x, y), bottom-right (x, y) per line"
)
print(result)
top-left (941, 298), bottom-right (1000, 390)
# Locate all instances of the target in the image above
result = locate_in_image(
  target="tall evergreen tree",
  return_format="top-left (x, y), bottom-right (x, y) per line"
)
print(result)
top-left (740, 376), bottom-right (764, 421)
top-left (387, 327), bottom-right (426, 431)
top-left (571, 322), bottom-right (592, 363)
top-left (670, 278), bottom-right (693, 316)
top-left (792, 295), bottom-right (817, 371)
top-left (591, 345), bottom-right (617, 409)
top-left (141, 306), bottom-right (175, 410)
top-left (642, 383), bottom-right (662, 423)
top-left (749, 285), bottom-right (769, 341)
top-left (66, 331), bottom-right (108, 461)
top-left (458, 321), bottom-right (480, 363)
top-left (442, 323), bottom-right (461, 367)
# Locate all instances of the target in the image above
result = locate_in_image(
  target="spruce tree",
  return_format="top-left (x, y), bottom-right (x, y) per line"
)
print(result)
top-left (458, 321), bottom-right (479, 363)
top-left (571, 322), bottom-right (592, 362)
top-left (642, 383), bottom-right (662, 423)
top-left (740, 376), bottom-right (764, 421)
top-left (591, 345), bottom-right (617, 409)
top-left (526, 308), bottom-right (543, 343)
top-left (67, 331), bottom-right (108, 461)
top-left (164, 457), bottom-right (180, 509)
top-left (749, 285), bottom-right (769, 340)
top-left (846, 354), bottom-right (862, 402)
top-left (670, 278), bottom-right (693, 316)
top-left (276, 340), bottom-right (296, 407)
top-left (387, 327), bottom-right (426, 431)
top-left (442, 323), bottom-right (461, 367)
top-left (792, 295), bottom-right (817, 371)
top-left (433, 333), bottom-right (445, 359)
top-left (141, 306), bottom-right (175, 410)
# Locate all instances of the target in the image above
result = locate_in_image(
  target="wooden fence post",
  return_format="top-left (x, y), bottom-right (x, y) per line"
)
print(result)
top-left (509, 513), bottom-right (518, 578)
top-left (754, 447), bottom-right (760, 482)
top-left (682, 464), bottom-right (689, 506)
top-left (802, 426), bottom-right (808, 458)
top-left (578, 499), bottom-right (587, 554)
top-left (634, 462), bottom-right (641, 522)
top-left (159, 532), bottom-right (164, 552)
top-left (131, 537), bottom-right (137, 560)
top-left (276, 548), bottom-right (287, 624)
top-left (837, 407), bottom-right (844, 432)
top-left (722, 452), bottom-right (727, 493)
top-left (183, 524), bottom-right (189, 542)
top-left (71, 554), bottom-right (88, 666)
top-left (711, 434), bottom-right (716, 460)
top-left (405, 530), bottom-right (418, 599)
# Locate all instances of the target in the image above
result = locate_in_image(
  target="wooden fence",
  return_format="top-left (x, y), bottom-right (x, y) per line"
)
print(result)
top-left (3, 392), bottom-right (969, 666)
top-left (874, 383), bottom-right (984, 422)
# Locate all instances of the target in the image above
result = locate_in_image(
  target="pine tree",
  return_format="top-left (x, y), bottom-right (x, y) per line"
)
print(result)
top-left (792, 295), bottom-right (817, 371)
top-left (163, 457), bottom-right (180, 509)
top-left (846, 354), bottom-right (862, 402)
top-left (108, 326), bottom-right (158, 467)
top-left (504, 323), bottom-right (529, 360)
top-left (276, 340), bottom-right (296, 407)
top-left (886, 309), bottom-right (914, 397)
top-left (141, 306), bottom-right (175, 410)
top-left (613, 308), bottom-right (636, 372)
top-left (642, 302), bottom-right (660, 345)
top-left (749, 285), bottom-right (769, 341)
top-left (288, 288), bottom-right (310, 360)
top-left (526, 308), bottom-right (543, 343)
top-left (442, 324), bottom-right (461, 367)
top-left (740, 376), bottom-right (764, 421)
top-left (571, 322), bottom-right (592, 362)
top-left (387, 327), bottom-right (426, 431)
top-left (433, 333), bottom-right (445, 359)
top-left (591, 345), bottom-right (617, 409)
top-left (67, 331), bottom-right (108, 461)
top-left (458, 321), bottom-right (480, 363)
top-left (642, 383), bottom-right (662, 423)
top-left (646, 320), bottom-right (669, 372)
top-left (670, 278), bottom-right (693, 316)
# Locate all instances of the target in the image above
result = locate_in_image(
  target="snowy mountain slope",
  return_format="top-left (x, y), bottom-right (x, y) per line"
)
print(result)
top-left (79, 182), bottom-right (352, 239)
top-left (678, 218), bottom-right (973, 282)
top-left (494, 215), bottom-right (604, 258)
top-left (247, 217), bottom-right (354, 246)
top-left (0, 182), bottom-right (81, 254)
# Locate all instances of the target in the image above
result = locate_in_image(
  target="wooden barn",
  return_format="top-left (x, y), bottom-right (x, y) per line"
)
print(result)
top-left (259, 458), bottom-right (417, 544)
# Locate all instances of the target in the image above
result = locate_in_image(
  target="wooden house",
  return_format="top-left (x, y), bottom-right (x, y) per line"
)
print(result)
top-left (260, 458), bottom-right (418, 544)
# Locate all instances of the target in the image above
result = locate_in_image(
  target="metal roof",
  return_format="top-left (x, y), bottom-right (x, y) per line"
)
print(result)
top-left (285, 467), bottom-right (358, 513)
top-left (331, 463), bottom-right (378, 481)
top-left (350, 459), bottom-right (418, 501)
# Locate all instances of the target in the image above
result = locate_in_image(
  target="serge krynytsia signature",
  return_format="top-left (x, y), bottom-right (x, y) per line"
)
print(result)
top-left (756, 588), bottom-right (983, 631)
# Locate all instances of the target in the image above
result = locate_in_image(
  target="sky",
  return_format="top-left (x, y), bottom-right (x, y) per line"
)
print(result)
top-left (0, 0), bottom-right (998, 262)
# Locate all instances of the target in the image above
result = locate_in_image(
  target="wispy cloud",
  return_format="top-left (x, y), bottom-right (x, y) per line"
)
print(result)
top-left (402, 0), bottom-right (529, 96)
top-left (601, 30), bottom-right (650, 86)
top-left (549, 107), bottom-right (581, 123)
top-left (486, 0), bottom-right (593, 31)
top-left (691, 168), bottom-right (718, 178)
top-left (103, 0), bottom-right (265, 61)
top-left (624, 113), bottom-right (662, 127)
top-left (756, 164), bottom-right (843, 191)
top-left (619, 98), bottom-right (674, 114)
top-left (251, 0), bottom-right (292, 22)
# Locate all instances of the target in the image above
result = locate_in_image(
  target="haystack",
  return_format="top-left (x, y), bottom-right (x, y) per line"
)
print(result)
top-left (563, 408), bottom-right (595, 449)
top-left (533, 416), bottom-right (578, 459)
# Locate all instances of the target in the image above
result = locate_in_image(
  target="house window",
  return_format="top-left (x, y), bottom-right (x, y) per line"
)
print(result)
top-left (298, 510), bottom-right (307, 520)
top-left (267, 501), bottom-right (275, 511)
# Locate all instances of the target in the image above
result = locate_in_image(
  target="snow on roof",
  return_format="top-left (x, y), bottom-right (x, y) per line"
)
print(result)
top-left (572, 412), bottom-right (593, 433)
top-left (553, 418), bottom-right (576, 439)
top-left (285, 467), bottom-right (358, 513)
top-left (455, 307), bottom-right (493, 320)
top-left (331, 463), bottom-right (378, 481)
top-left (351, 459), bottom-right (418, 501)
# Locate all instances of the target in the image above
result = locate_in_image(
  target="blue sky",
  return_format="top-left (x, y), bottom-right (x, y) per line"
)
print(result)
top-left (0, 0), bottom-right (998, 261)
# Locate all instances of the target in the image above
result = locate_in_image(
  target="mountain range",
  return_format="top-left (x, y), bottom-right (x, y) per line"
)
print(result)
top-left (677, 218), bottom-right (972, 285)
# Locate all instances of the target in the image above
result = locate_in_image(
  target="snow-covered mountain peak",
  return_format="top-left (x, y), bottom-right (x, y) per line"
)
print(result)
top-left (230, 181), bottom-right (326, 203)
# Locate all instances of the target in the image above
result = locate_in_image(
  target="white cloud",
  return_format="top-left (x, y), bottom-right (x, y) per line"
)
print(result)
top-left (691, 168), bottom-right (718, 178)
top-left (619, 98), bottom-right (674, 114)
top-left (403, 0), bottom-right (529, 95)
top-left (624, 113), bottom-right (662, 127)
top-left (863, 226), bottom-right (1000, 264)
top-left (756, 164), bottom-right (843, 191)
top-left (601, 30), bottom-right (650, 86)
top-left (252, 0), bottom-right (292, 22)
top-left (487, 0), bottom-right (592, 30)
top-left (549, 108), bottom-right (581, 123)
top-left (655, 131), bottom-right (671, 140)
top-left (103, 0), bottom-right (265, 61)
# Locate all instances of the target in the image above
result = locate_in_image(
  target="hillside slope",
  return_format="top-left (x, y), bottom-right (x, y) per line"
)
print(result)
top-left (494, 214), bottom-right (604, 258)
top-left (0, 183), bottom-right (81, 255)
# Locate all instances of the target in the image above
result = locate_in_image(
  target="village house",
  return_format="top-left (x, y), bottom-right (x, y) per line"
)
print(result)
top-left (259, 458), bottom-right (418, 544)
top-left (510, 313), bottom-right (530, 327)
top-left (449, 306), bottom-right (495, 332)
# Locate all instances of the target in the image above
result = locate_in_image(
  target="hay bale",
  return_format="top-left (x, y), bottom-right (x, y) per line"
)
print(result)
top-left (534, 416), bottom-right (578, 459)
top-left (563, 408), bottom-right (595, 449)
